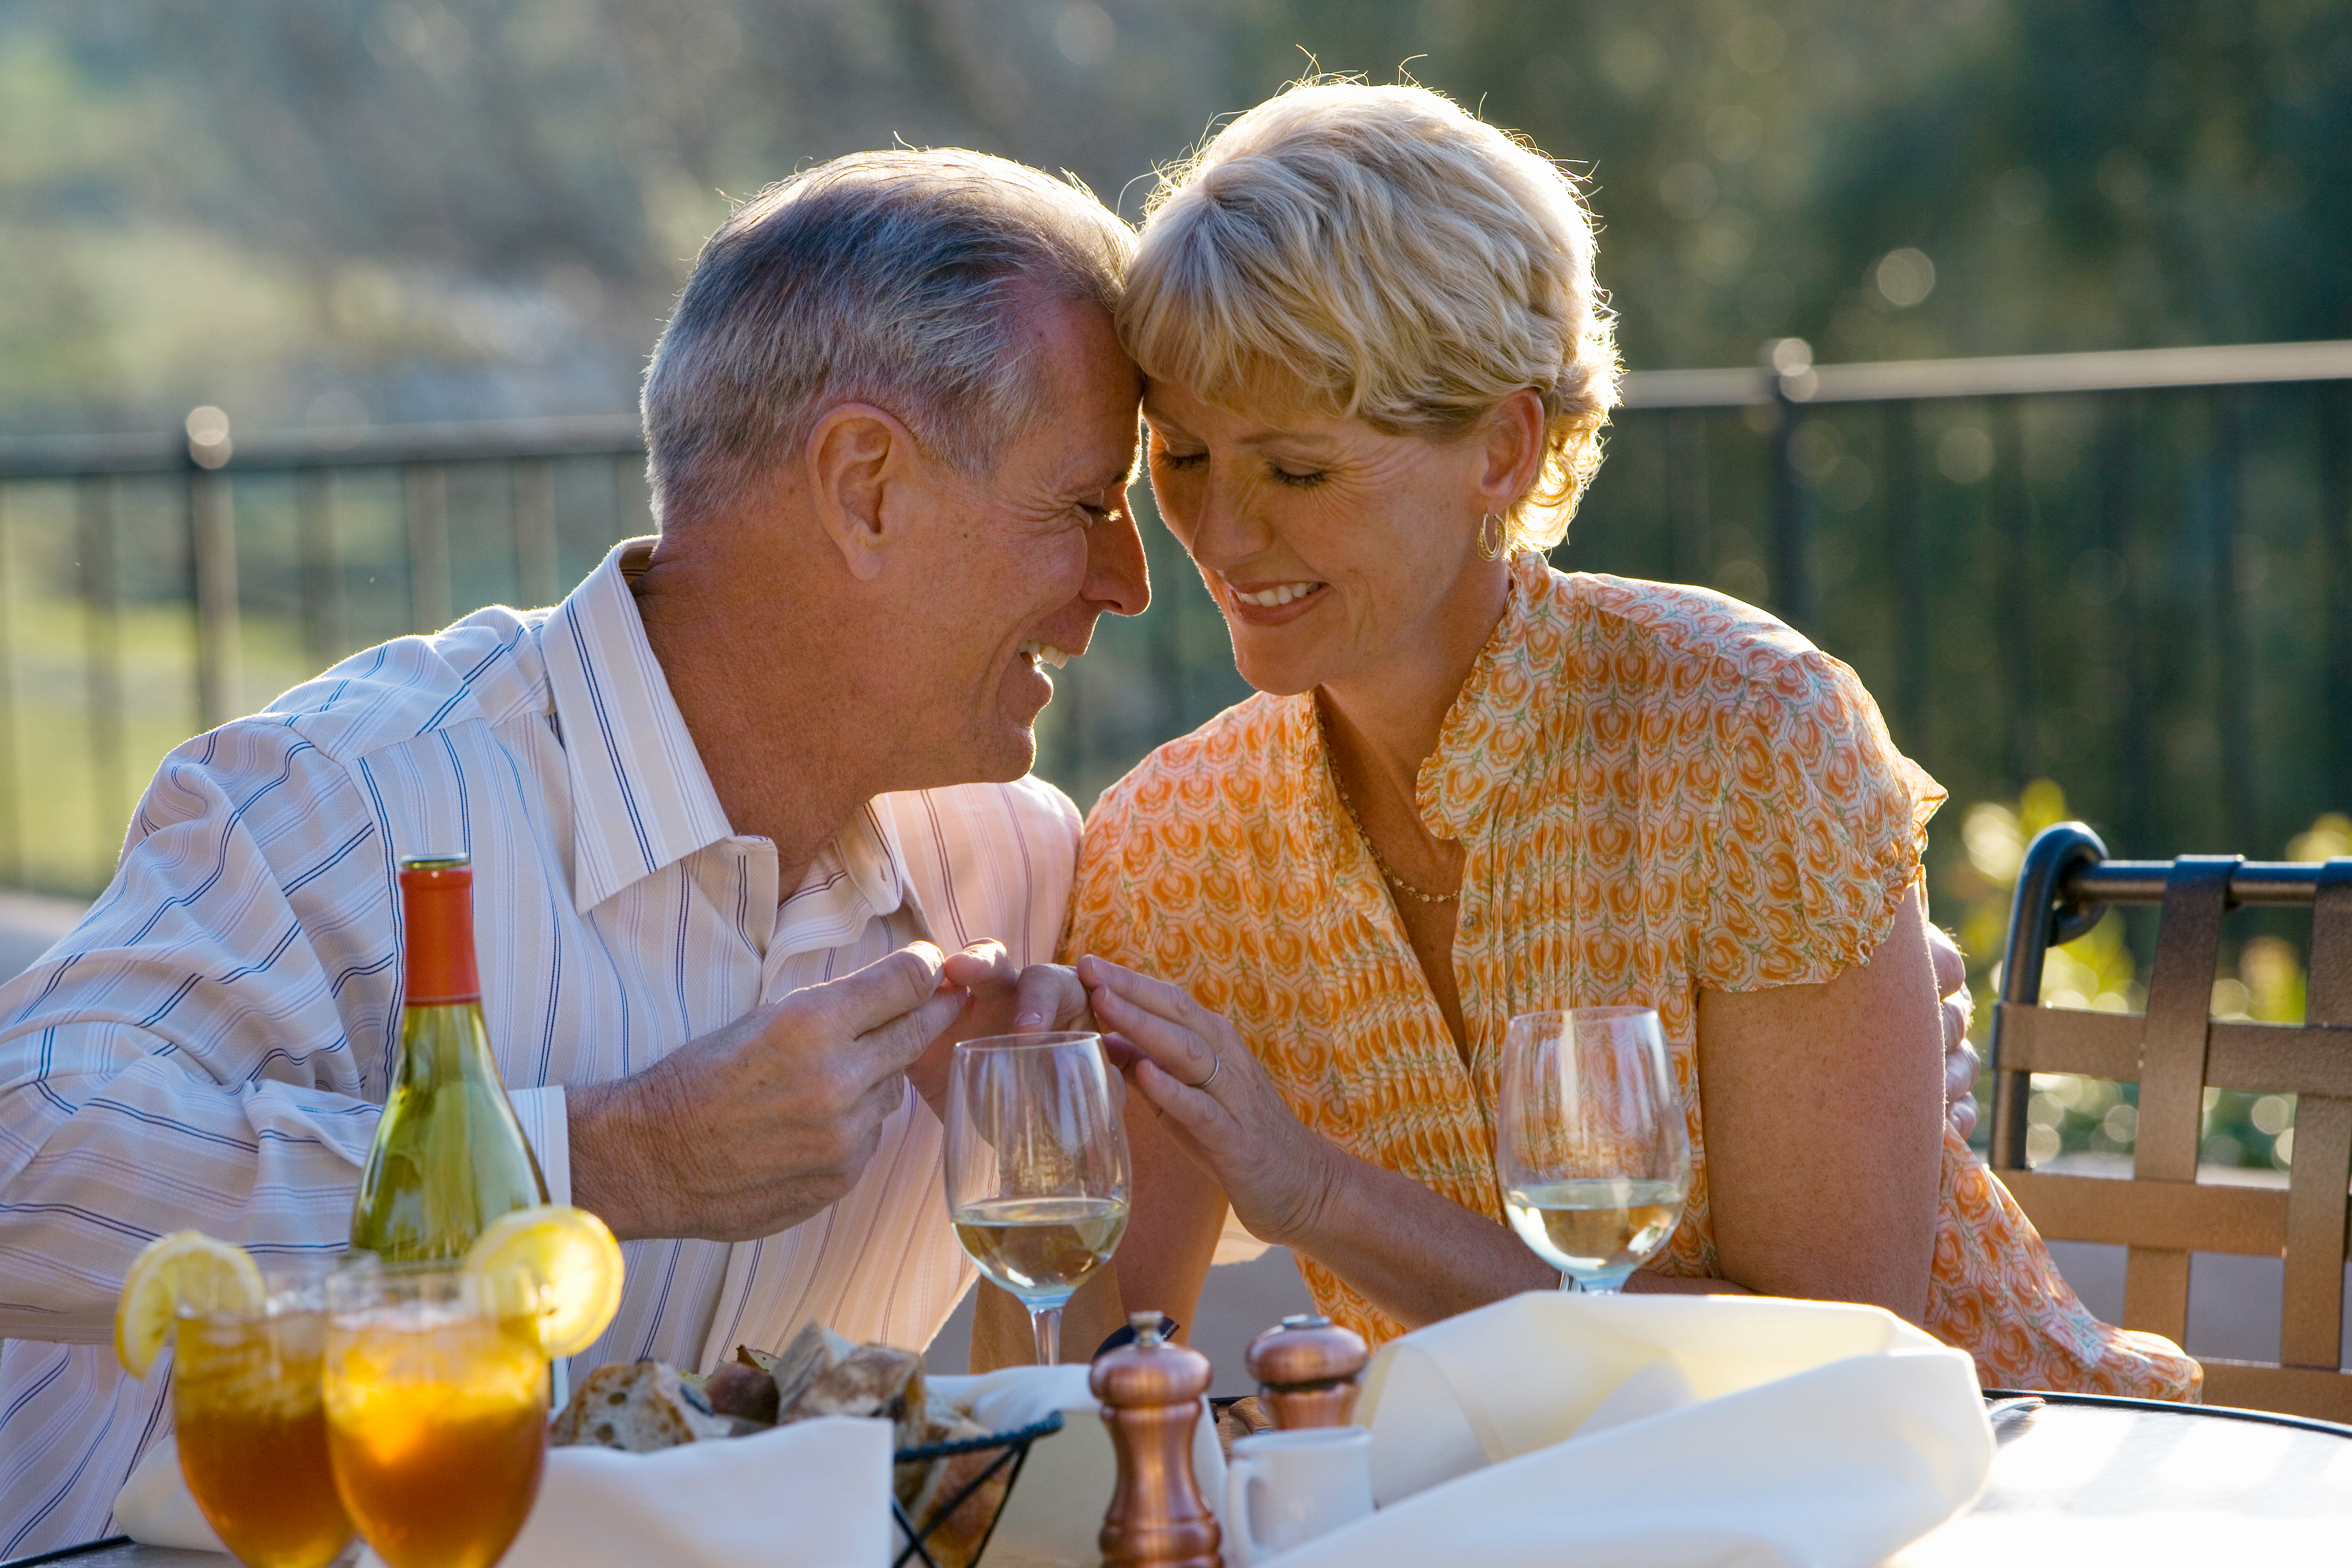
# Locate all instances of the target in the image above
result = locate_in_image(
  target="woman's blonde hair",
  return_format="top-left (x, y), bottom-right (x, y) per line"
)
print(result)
top-left (1122, 81), bottom-right (1620, 553)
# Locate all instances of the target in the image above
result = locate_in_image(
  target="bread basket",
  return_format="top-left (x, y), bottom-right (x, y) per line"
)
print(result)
top-left (890, 1410), bottom-right (1065, 1568)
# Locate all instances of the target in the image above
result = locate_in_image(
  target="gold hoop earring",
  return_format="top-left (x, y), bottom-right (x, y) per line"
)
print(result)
top-left (1476, 512), bottom-right (1508, 562)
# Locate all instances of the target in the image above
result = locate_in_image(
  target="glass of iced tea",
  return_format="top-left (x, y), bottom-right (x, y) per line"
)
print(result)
top-left (323, 1258), bottom-right (548, 1568)
top-left (173, 1263), bottom-right (355, 1568)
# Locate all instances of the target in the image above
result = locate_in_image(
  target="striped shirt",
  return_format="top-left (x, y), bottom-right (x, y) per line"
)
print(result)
top-left (0, 538), bottom-right (1079, 1557)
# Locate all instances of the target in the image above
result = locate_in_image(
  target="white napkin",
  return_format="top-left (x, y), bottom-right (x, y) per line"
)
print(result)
top-left (118, 1417), bottom-right (891, 1568)
top-left (929, 1365), bottom-right (1226, 1568)
top-left (1275, 1291), bottom-right (1991, 1568)
top-left (115, 1436), bottom-right (230, 1554)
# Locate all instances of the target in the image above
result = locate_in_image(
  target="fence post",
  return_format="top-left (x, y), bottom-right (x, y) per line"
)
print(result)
top-left (1993, 399), bottom-right (2036, 788)
top-left (1883, 400), bottom-right (1926, 757)
top-left (188, 410), bottom-right (244, 730)
top-left (2102, 396), bottom-right (2150, 856)
top-left (2325, 383), bottom-right (2352, 815)
top-left (1767, 340), bottom-right (1815, 637)
top-left (80, 477), bottom-right (126, 884)
top-left (514, 458), bottom-right (559, 607)
top-left (297, 468), bottom-right (341, 668)
top-left (406, 463), bottom-right (452, 632)
top-left (0, 486), bottom-right (17, 885)
top-left (1665, 410), bottom-right (1710, 584)
top-left (2212, 388), bottom-right (2259, 854)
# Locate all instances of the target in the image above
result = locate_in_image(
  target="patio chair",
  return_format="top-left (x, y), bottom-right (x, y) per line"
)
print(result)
top-left (1989, 821), bottom-right (2352, 1420)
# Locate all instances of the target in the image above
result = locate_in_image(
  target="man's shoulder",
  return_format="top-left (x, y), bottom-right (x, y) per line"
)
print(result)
top-left (877, 777), bottom-right (1082, 856)
top-left (262, 607), bottom-right (555, 764)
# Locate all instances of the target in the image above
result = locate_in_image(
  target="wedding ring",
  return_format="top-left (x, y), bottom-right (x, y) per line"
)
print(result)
top-left (1191, 1052), bottom-right (1222, 1092)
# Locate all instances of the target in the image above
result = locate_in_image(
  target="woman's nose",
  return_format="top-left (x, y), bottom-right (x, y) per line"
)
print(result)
top-left (1181, 464), bottom-right (1271, 570)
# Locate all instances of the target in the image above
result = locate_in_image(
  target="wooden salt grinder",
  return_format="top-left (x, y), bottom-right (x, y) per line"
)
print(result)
top-left (1246, 1313), bottom-right (1370, 1429)
top-left (1092, 1310), bottom-right (1221, 1568)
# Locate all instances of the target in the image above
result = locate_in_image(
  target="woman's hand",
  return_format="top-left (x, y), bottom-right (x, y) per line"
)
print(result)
top-left (1077, 954), bottom-right (1336, 1248)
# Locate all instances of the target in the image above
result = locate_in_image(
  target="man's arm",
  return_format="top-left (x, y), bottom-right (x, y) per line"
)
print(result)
top-left (0, 726), bottom-right (397, 1341)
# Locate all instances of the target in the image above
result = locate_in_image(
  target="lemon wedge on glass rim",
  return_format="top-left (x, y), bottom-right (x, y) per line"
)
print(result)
top-left (114, 1231), bottom-right (265, 1378)
top-left (464, 1204), bottom-right (624, 1359)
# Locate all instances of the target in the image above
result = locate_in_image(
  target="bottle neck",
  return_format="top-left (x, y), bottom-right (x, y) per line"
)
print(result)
top-left (402, 869), bottom-right (480, 1006)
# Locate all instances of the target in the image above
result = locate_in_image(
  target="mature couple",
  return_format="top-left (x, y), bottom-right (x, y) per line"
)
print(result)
top-left (0, 81), bottom-right (2194, 1555)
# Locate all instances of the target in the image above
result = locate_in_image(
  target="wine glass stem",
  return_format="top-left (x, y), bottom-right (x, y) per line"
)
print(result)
top-left (1031, 1304), bottom-right (1062, 1365)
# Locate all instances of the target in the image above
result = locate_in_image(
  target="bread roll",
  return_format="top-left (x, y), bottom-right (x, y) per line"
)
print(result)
top-left (551, 1360), bottom-right (735, 1451)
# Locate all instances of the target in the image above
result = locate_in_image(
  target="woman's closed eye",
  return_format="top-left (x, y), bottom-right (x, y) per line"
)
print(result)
top-left (1155, 446), bottom-right (1207, 471)
top-left (1268, 463), bottom-right (1329, 489)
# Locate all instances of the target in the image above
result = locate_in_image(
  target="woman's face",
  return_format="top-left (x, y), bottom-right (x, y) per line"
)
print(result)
top-left (1141, 375), bottom-right (1521, 700)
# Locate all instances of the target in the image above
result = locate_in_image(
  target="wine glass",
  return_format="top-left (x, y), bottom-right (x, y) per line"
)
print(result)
top-left (1495, 1006), bottom-right (1692, 1293)
top-left (173, 1262), bottom-right (356, 1568)
top-left (323, 1258), bottom-right (549, 1568)
top-left (946, 1032), bottom-right (1132, 1364)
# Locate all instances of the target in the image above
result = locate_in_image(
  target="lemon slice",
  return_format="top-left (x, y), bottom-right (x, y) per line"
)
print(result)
top-left (465, 1205), bottom-right (624, 1359)
top-left (114, 1231), bottom-right (265, 1378)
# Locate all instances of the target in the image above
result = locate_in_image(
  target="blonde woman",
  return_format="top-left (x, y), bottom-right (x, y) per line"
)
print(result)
top-left (1061, 82), bottom-right (2195, 1396)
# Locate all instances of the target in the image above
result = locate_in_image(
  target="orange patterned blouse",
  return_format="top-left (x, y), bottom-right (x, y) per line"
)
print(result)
top-left (1064, 555), bottom-right (2199, 1399)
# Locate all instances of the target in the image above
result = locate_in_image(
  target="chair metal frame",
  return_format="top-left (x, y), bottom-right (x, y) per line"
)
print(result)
top-left (1990, 821), bottom-right (2352, 1419)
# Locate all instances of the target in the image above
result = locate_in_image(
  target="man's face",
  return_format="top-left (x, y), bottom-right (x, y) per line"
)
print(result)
top-left (894, 294), bottom-right (1149, 784)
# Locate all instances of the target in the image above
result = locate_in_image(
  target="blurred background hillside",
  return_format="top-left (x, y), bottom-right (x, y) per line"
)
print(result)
top-left (6, 0), bottom-right (2350, 436)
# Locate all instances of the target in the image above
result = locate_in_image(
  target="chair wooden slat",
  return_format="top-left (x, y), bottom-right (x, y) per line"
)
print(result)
top-left (2125, 1247), bottom-right (2192, 1344)
top-left (2198, 1361), bottom-right (2352, 1424)
top-left (2133, 859), bottom-right (2235, 1187)
top-left (2281, 863), bottom-right (2352, 1369)
top-left (2208, 1022), bottom-right (2352, 1095)
top-left (1998, 1170), bottom-right (2287, 1253)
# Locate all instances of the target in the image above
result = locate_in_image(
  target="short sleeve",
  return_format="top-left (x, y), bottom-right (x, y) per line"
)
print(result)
top-left (1697, 651), bottom-right (1944, 991)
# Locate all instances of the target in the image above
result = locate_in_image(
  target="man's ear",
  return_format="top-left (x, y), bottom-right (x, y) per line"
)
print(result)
top-left (808, 403), bottom-right (921, 582)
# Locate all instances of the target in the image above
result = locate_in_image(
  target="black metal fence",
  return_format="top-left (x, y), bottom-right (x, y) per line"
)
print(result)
top-left (2, 337), bottom-right (2347, 898)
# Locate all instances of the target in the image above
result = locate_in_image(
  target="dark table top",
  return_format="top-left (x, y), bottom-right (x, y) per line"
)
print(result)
top-left (13, 1395), bottom-right (2352, 1568)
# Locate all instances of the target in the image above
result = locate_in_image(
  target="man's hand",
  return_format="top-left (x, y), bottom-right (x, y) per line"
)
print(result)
top-left (1930, 925), bottom-right (1981, 1140)
top-left (568, 941), bottom-right (968, 1242)
top-left (907, 945), bottom-right (1094, 1117)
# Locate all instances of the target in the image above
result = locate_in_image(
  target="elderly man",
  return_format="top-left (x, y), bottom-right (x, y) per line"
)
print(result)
top-left (0, 149), bottom-right (1142, 1556)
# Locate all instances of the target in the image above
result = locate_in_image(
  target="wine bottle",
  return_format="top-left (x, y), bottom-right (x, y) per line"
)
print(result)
top-left (348, 854), bottom-right (549, 1263)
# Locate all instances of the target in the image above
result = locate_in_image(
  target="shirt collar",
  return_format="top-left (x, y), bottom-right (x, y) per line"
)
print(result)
top-left (542, 538), bottom-right (737, 914)
top-left (1288, 552), bottom-right (1550, 854)
top-left (536, 542), bottom-right (911, 934)
top-left (1417, 553), bottom-right (1551, 842)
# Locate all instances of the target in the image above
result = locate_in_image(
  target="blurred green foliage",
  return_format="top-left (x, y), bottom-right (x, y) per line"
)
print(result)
top-left (3, 0), bottom-right (2348, 433)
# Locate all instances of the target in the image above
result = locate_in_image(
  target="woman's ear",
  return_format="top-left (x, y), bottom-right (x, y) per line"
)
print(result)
top-left (1479, 387), bottom-right (1550, 509)
top-left (807, 402), bottom-right (919, 582)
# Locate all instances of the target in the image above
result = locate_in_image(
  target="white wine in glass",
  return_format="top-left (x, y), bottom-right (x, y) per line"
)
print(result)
top-left (945, 1033), bottom-right (1130, 1364)
top-left (1496, 1007), bottom-right (1691, 1293)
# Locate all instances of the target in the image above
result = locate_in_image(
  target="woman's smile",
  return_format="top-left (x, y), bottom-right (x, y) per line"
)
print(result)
top-left (1219, 576), bottom-right (1331, 625)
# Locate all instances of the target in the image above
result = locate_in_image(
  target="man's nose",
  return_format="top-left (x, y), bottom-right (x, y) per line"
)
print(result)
top-left (1086, 505), bottom-right (1151, 617)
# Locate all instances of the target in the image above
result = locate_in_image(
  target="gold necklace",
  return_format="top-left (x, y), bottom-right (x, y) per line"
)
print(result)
top-left (1319, 715), bottom-right (1459, 906)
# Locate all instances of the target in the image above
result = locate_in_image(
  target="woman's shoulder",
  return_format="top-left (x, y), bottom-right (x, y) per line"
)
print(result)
top-left (1537, 567), bottom-right (1871, 721)
top-left (1084, 688), bottom-right (1304, 833)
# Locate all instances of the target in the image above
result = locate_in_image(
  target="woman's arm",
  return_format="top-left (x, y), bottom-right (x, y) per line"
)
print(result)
top-left (1693, 883), bottom-right (1945, 1322)
top-left (1083, 957), bottom-right (1553, 1332)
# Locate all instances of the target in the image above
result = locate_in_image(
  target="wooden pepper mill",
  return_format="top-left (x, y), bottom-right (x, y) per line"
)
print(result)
top-left (1245, 1313), bottom-right (1371, 1429)
top-left (1092, 1310), bottom-right (1221, 1568)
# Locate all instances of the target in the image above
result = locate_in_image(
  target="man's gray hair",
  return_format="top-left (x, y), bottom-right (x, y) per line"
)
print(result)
top-left (643, 149), bottom-right (1135, 525)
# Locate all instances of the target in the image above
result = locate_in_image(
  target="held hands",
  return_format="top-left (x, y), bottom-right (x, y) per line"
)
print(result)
top-left (1077, 954), bottom-right (1335, 1250)
top-left (570, 941), bottom-right (971, 1243)
top-left (910, 944), bottom-right (1096, 1115)
top-left (1929, 926), bottom-right (1981, 1140)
